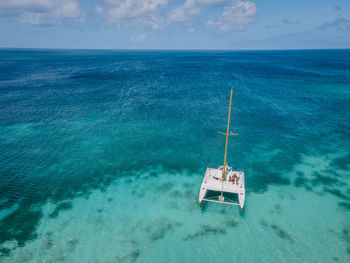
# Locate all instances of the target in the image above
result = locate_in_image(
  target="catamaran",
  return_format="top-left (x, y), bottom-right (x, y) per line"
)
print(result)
top-left (199, 89), bottom-right (245, 211)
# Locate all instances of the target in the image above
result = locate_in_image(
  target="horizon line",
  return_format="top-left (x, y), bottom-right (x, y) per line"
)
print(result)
top-left (1, 47), bottom-right (350, 52)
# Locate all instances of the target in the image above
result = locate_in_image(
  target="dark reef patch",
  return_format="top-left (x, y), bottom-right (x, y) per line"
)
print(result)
top-left (223, 219), bottom-right (240, 227)
top-left (338, 202), bottom-right (350, 211)
top-left (149, 223), bottom-right (172, 241)
top-left (294, 177), bottom-right (308, 188)
top-left (0, 247), bottom-right (11, 257)
top-left (169, 190), bottom-right (181, 198)
top-left (183, 224), bottom-right (227, 241)
top-left (260, 219), bottom-right (295, 243)
top-left (124, 178), bottom-right (133, 185)
top-left (143, 219), bottom-right (181, 241)
top-left (294, 168), bottom-right (343, 193)
top-left (260, 219), bottom-right (268, 227)
top-left (155, 182), bottom-right (174, 192)
top-left (310, 172), bottom-right (339, 186)
top-left (323, 188), bottom-right (349, 200)
top-left (149, 171), bottom-right (158, 177)
top-left (322, 169), bottom-right (341, 178)
top-left (0, 199), bottom-right (14, 211)
top-left (184, 189), bottom-right (195, 199)
top-left (248, 168), bottom-right (291, 193)
top-left (66, 238), bottom-right (79, 251)
top-left (0, 206), bottom-right (42, 246)
top-left (331, 154), bottom-right (350, 170)
top-left (49, 201), bottom-right (73, 219)
top-left (338, 226), bottom-right (350, 255)
top-left (168, 188), bottom-right (195, 200)
top-left (296, 171), bottom-right (304, 177)
top-left (271, 204), bottom-right (283, 215)
top-left (270, 224), bottom-right (295, 243)
top-left (294, 177), bottom-right (313, 191)
top-left (182, 182), bottom-right (194, 189)
top-left (116, 249), bottom-right (141, 263)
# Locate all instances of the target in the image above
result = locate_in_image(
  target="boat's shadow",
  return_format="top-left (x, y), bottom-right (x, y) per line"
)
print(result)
top-left (200, 201), bottom-right (209, 213)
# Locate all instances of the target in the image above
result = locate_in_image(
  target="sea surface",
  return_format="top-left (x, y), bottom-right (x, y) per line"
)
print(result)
top-left (0, 49), bottom-right (349, 262)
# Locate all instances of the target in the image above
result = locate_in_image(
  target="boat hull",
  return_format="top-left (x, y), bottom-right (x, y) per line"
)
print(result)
top-left (199, 167), bottom-right (245, 210)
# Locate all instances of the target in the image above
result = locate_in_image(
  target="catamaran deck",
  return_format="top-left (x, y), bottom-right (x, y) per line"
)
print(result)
top-left (198, 88), bottom-right (245, 211)
top-left (199, 167), bottom-right (245, 209)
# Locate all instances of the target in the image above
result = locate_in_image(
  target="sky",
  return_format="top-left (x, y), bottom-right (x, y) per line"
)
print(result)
top-left (0, 0), bottom-right (349, 49)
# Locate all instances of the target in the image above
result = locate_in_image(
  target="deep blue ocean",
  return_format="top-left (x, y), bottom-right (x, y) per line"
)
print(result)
top-left (0, 49), bottom-right (349, 262)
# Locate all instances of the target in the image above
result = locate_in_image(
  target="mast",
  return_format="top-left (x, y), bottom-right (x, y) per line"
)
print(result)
top-left (222, 89), bottom-right (233, 181)
top-left (218, 89), bottom-right (238, 181)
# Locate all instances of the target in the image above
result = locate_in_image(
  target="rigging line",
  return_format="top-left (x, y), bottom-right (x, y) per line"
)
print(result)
top-left (241, 207), bottom-right (263, 263)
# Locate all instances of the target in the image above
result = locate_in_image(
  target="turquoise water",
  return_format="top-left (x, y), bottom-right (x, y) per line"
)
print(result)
top-left (0, 49), bottom-right (349, 262)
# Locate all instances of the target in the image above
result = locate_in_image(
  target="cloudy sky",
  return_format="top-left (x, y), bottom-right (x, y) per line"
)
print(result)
top-left (0, 0), bottom-right (349, 49)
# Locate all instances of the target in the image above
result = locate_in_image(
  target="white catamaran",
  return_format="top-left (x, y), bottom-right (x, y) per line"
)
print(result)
top-left (199, 89), bottom-right (245, 211)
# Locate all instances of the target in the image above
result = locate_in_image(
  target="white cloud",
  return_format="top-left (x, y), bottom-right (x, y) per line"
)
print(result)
top-left (105, 0), bottom-right (167, 23)
top-left (144, 14), bottom-right (167, 30)
top-left (96, 6), bottom-right (103, 15)
top-left (96, 0), bottom-right (168, 30)
top-left (187, 27), bottom-right (195, 33)
top-left (131, 33), bottom-right (147, 42)
top-left (0, 0), bottom-right (83, 25)
top-left (96, 0), bottom-right (257, 33)
top-left (209, 0), bottom-right (257, 31)
top-left (169, 0), bottom-right (200, 22)
top-left (0, 0), bottom-right (258, 33)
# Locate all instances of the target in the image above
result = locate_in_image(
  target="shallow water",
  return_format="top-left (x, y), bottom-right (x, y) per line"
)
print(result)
top-left (0, 49), bottom-right (350, 262)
